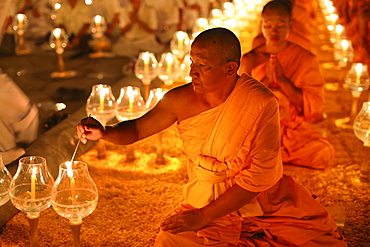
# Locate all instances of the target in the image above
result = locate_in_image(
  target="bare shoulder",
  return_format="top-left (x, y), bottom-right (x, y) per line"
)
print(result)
top-left (159, 83), bottom-right (198, 122)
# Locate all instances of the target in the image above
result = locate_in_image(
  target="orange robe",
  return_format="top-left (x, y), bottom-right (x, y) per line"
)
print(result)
top-left (154, 75), bottom-right (346, 246)
top-left (246, 42), bottom-right (335, 170)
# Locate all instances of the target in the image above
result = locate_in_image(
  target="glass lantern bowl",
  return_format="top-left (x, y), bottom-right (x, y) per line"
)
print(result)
top-left (9, 156), bottom-right (54, 217)
top-left (86, 84), bottom-right (116, 126)
top-left (115, 86), bottom-right (147, 121)
top-left (0, 154), bottom-right (12, 206)
top-left (158, 52), bottom-right (180, 86)
top-left (51, 161), bottom-right (98, 223)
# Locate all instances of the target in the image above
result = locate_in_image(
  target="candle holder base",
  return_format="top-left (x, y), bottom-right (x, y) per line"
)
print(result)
top-left (16, 48), bottom-right (32, 56)
top-left (51, 70), bottom-right (77, 79)
top-left (70, 219), bottom-right (82, 247)
top-left (334, 117), bottom-right (354, 129)
top-left (27, 213), bottom-right (40, 247)
top-left (89, 52), bottom-right (115, 58)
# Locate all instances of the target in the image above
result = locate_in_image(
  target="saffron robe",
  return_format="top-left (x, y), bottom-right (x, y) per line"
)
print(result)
top-left (245, 42), bottom-right (335, 170)
top-left (154, 75), bottom-right (346, 246)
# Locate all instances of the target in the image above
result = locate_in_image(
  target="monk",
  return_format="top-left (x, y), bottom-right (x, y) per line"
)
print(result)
top-left (252, 0), bottom-right (315, 52)
top-left (77, 28), bottom-right (346, 246)
top-left (239, 0), bottom-right (335, 170)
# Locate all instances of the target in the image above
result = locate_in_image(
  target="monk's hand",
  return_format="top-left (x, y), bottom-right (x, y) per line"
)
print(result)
top-left (76, 117), bottom-right (105, 144)
top-left (160, 209), bottom-right (209, 234)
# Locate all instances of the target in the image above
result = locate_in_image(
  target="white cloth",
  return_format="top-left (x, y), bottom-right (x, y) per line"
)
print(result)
top-left (90, 0), bottom-right (120, 23)
top-left (0, 73), bottom-right (39, 164)
top-left (112, 1), bottom-right (163, 58)
top-left (182, 0), bottom-right (208, 32)
top-left (151, 0), bottom-right (184, 27)
top-left (55, 0), bottom-right (91, 36)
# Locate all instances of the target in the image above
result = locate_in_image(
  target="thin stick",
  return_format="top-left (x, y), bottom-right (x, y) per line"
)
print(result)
top-left (71, 115), bottom-right (91, 162)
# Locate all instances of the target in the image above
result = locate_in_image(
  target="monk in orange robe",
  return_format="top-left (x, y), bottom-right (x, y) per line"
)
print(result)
top-left (239, 0), bottom-right (335, 170)
top-left (77, 28), bottom-right (346, 246)
top-left (252, 0), bottom-right (315, 52)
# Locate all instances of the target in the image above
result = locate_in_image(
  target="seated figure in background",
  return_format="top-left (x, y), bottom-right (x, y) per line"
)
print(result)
top-left (77, 27), bottom-right (346, 246)
top-left (55, 0), bottom-right (91, 50)
top-left (239, 0), bottom-right (335, 170)
top-left (0, 70), bottom-right (38, 165)
top-left (111, 0), bottom-right (164, 58)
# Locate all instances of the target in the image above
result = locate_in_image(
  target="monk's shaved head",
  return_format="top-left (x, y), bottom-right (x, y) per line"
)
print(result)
top-left (193, 27), bottom-right (241, 67)
top-left (262, 0), bottom-right (293, 19)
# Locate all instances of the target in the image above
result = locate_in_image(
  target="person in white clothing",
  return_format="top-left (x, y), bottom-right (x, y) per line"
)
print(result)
top-left (151, 0), bottom-right (184, 45)
top-left (55, 0), bottom-right (91, 50)
top-left (0, 70), bottom-right (39, 165)
top-left (111, 0), bottom-right (164, 58)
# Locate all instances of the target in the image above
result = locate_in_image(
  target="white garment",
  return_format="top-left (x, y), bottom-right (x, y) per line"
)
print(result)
top-left (151, 0), bottom-right (184, 27)
top-left (55, 0), bottom-right (91, 36)
top-left (112, 1), bottom-right (163, 58)
top-left (0, 73), bottom-right (39, 165)
top-left (90, 0), bottom-right (120, 23)
top-left (182, 0), bottom-right (209, 32)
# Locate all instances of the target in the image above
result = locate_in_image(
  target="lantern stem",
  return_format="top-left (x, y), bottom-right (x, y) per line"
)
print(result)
top-left (361, 146), bottom-right (370, 182)
top-left (27, 213), bottom-right (40, 247)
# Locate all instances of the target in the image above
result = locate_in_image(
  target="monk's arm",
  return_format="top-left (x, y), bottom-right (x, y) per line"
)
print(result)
top-left (276, 75), bottom-right (303, 111)
top-left (200, 184), bottom-right (259, 222)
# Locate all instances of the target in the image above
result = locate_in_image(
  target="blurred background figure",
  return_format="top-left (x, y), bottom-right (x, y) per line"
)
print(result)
top-left (14, 0), bottom-right (54, 47)
top-left (55, 0), bottom-right (91, 50)
top-left (111, 0), bottom-right (164, 59)
top-left (182, 0), bottom-right (209, 36)
top-left (0, 69), bottom-right (39, 166)
top-left (151, 0), bottom-right (184, 46)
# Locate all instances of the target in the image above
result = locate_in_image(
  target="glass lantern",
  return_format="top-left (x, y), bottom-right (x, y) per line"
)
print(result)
top-left (170, 31), bottom-right (191, 64)
top-left (158, 52), bottom-right (180, 86)
top-left (86, 84), bottom-right (116, 126)
top-left (0, 155), bottom-right (12, 206)
top-left (115, 86), bottom-right (147, 121)
top-left (135, 52), bottom-right (158, 101)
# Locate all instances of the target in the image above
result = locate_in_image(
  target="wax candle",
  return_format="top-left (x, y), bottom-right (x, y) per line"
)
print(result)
top-left (17, 14), bottom-right (24, 30)
top-left (99, 85), bottom-right (106, 112)
top-left (341, 40), bottom-right (348, 59)
top-left (94, 15), bottom-right (102, 34)
top-left (177, 32), bottom-right (184, 53)
top-left (53, 28), bottom-right (62, 50)
top-left (355, 63), bottom-right (363, 84)
top-left (70, 177), bottom-right (77, 205)
top-left (166, 54), bottom-right (173, 75)
top-left (127, 87), bottom-right (134, 114)
top-left (31, 173), bottom-right (36, 200)
top-left (143, 52), bottom-right (150, 74)
top-left (336, 25), bottom-right (343, 41)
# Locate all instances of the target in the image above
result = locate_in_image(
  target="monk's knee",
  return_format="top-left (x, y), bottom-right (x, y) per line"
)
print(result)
top-left (154, 230), bottom-right (180, 247)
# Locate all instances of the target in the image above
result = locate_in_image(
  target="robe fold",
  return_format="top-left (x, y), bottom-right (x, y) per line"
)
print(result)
top-left (154, 75), bottom-right (346, 247)
top-left (246, 42), bottom-right (335, 170)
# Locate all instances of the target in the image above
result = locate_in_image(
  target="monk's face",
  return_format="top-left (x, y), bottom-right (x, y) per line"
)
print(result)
top-left (261, 8), bottom-right (291, 46)
top-left (189, 41), bottom-right (229, 94)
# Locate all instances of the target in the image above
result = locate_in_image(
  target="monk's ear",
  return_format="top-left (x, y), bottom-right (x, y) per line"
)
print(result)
top-left (226, 61), bottom-right (238, 75)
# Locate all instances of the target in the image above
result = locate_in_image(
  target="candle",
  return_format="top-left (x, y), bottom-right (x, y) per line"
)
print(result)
top-left (335, 25), bottom-right (343, 41)
top-left (70, 177), bottom-right (77, 205)
top-left (355, 63), bottom-right (363, 84)
top-left (166, 54), bottom-right (173, 75)
top-left (177, 32), bottom-right (185, 53)
top-left (143, 52), bottom-right (150, 74)
top-left (66, 162), bottom-right (77, 205)
top-left (31, 169), bottom-right (36, 200)
top-left (53, 28), bottom-right (62, 50)
top-left (341, 39), bottom-right (349, 59)
top-left (99, 85), bottom-right (106, 112)
top-left (17, 14), bottom-right (24, 30)
top-left (127, 87), bottom-right (134, 114)
top-left (94, 15), bottom-right (102, 34)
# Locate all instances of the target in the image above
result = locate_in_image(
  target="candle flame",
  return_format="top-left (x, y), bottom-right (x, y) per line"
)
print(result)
top-left (336, 25), bottom-right (343, 34)
top-left (53, 28), bottom-right (62, 39)
top-left (341, 40), bottom-right (349, 50)
top-left (66, 161), bottom-right (74, 178)
top-left (94, 15), bottom-right (102, 24)
top-left (17, 14), bottom-right (25, 22)
top-left (355, 63), bottom-right (363, 75)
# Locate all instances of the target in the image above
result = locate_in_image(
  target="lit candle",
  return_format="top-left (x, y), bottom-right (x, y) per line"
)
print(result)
top-left (335, 25), bottom-right (343, 41)
top-left (143, 52), bottom-right (150, 74)
top-left (31, 168), bottom-right (36, 200)
top-left (99, 85), bottom-right (106, 112)
top-left (355, 63), bottom-right (363, 84)
top-left (17, 14), bottom-right (24, 30)
top-left (53, 28), bottom-right (62, 50)
top-left (70, 177), bottom-right (77, 205)
top-left (94, 15), bottom-right (102, 34)
top-left (127, 87), bottom-right (134, 114)
top-left (66, 162), bottom-right (77, 205)
top-left (341, 39), bottom-right (349, 59)
top-left (166, 54), bottom-right (173, 75)
top-left (177, 32), bottom-right (185, 53)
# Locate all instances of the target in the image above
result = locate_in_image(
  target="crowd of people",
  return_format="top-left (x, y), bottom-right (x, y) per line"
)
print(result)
top-left (2, 0), bottom-right (370, 245)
